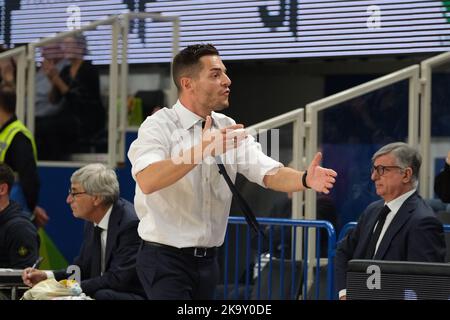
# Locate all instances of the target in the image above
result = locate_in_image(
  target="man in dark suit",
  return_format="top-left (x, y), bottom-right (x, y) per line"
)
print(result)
top-left (22, 163), bottom-right (144, 300)
top-left (335, 142), bottom-right (446, 300)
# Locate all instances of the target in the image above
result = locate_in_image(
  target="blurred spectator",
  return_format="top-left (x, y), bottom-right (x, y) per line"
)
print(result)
top-left (0, 46), bottom-right (16, 87)
top-left (35, 41), bottom-right (68, 118)
top-left (0, 162), bottom-right (39, 270)
top-left (35, 34), bottom-right (105, 160)
top-left (0, 84), bottom-right (48, 227)
top-left (434, 151), bottom-right (450, 206)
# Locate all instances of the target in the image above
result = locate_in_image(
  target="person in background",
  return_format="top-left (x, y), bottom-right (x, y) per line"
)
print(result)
top-left (0, 46), bottom-right (16, 87)
top-left (22, 163), bottom-right (144, 300)
top-left (37, 34), bottom-right (105, 159)
top-left (0, 84), bottom-right (48, 227)
top-left (435, 150), bottom-right (450, 204)
top-left (0, 162), bottom-right (39, 269)
top-left (128, 43), bottom-right (337, 300)
top-left (34, 41), bottom-right (69, 125)
top-left (335, 142), bottom-right (446, 300)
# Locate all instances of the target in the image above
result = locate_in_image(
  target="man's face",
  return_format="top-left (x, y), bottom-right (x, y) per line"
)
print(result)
top-left (190, 55), bottom-right (231, 112)
top-left (62, 37), bottom-right (84, 60)
top-left (371, 153), bottom-right (411, 202)
top-left (66, 182), bottom-right (94, 220)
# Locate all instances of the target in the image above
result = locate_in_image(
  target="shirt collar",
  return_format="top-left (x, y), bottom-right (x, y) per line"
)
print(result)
top-left (95, 205), bottom-right (113, 231)
top-left (385, 188), bottom-right (416, 214)
top-left (174, 100), bottom-right (203, 130)
top-left (173, 100), bottom-right (219, 130)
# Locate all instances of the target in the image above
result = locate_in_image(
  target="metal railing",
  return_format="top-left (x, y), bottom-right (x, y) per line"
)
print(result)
top-left (303, 65), bottom-right (420, 291)
top-left (24, 13), bottom-right (179, 168)
top-left (220, 216), bottom-right (336, 300)
top-left (419, 51), bottom-right (450, 199)
top-left (118, 13), bottom-right (179, 164)
top-left (246, 109), bottom-right (305, 220)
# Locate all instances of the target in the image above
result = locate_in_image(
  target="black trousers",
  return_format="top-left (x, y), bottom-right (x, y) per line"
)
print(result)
top-left (136, 242), bottom-right (219, 300)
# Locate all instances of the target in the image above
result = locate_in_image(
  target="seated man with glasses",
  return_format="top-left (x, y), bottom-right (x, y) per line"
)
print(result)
top-left (21, 163), bottom-right (145, 300)
top-left (335, 142), bottom-right (446, 300)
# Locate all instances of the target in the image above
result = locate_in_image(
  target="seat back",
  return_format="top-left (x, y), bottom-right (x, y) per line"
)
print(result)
top-left (251, 258), bottom-right (303, 300)
top-left (435, 211), bottom-right (450, 262)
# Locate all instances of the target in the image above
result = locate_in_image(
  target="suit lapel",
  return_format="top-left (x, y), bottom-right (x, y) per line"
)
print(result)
top-left (374, 193), bottom-right (417, 259)
top-left (104, 201), bottom-right (121, 269)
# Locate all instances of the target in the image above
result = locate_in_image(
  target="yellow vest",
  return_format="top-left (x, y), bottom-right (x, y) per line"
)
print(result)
top-left (0, 119), bottom-right (37, 162)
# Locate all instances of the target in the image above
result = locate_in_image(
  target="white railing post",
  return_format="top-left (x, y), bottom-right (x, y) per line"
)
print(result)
top-left (168, 17), bottom-right (180, 106)
top-left (419, 52), bottom-right (450, 198)
top-left (15, 47), bottom-right (27, 123)
top-left (108, 18), bottom-right (120, 168)
top-left (292, 109), bottom-right (305, 221)
top-left (118, 14), bottom-right (129, 165)
top-left (26, 43), bottom-right (36, 133)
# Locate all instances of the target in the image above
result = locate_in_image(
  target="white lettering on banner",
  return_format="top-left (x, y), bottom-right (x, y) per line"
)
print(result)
top-left (366, 264), bottom-right (381, 290)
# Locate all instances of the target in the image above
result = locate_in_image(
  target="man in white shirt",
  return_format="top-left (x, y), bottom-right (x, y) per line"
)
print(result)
top-left (335, 142), bottom-right (446, 300)
top-left (128, 43), bottom-right (338, 300)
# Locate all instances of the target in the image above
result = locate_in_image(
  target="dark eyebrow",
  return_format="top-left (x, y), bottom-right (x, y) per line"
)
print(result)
top-left (210, 67), bottom-right (227, 73)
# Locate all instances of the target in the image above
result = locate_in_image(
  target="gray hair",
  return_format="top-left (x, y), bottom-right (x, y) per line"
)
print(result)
top-left (71, 163), bottom-right (119, 206)
top-left (372, 142), bottom-right (421, 186)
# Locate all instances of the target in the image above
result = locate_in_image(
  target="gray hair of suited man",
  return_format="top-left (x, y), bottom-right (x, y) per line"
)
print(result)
top-left (70, 163), bottom-right (119, 206)
top-left (372, 142), bottom-right (421, 188)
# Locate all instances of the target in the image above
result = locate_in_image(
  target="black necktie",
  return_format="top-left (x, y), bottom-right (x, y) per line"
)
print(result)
top-left (201, 120), bottom-right (263, 236)
top-left (90, 226), bottom-right (103, 278)
top-left (365, 205), bottom-right (391, 259)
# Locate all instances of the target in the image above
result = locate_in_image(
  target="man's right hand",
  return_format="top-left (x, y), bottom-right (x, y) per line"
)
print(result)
top-left (201, 115), bottom-right (246, 158)
top-left (22, 268), bottom-right (48, 287)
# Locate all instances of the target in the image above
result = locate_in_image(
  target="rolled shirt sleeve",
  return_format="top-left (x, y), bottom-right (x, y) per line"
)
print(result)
top-left (236, 134), bottom-right (283, 187)
top-left (128, 117), bottom-right (171, 179)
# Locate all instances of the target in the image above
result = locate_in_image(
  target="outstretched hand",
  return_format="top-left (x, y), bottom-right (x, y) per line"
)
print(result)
top-left (306, 152), bottom-right (337, 194)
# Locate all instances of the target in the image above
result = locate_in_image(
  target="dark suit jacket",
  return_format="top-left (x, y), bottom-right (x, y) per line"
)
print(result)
top-left (335, 192), bottom-right (446, 293)
top-left (55, 198), bottom-right (144, 297)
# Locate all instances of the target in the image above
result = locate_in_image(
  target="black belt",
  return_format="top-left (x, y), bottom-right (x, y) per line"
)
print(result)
top-left (144, 241), bottom-right (217, 258)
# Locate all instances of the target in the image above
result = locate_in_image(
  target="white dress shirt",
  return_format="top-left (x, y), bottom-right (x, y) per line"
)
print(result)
top-left (373, 188), bottom-right (416, 255)
top-left (339, 188), bottom-right (416, 299)
top-left (95, 206), bottom-right (112, 275)
top-left (128, 100), bottom-right (283, 248)
top-left (45, 206), bottom-right (112, 279)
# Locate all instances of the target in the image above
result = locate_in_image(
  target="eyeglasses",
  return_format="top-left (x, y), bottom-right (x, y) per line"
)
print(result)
top-left (68, 189), bottom-right (88, 198)
top-left (371, 165), bottom-right (404, 176)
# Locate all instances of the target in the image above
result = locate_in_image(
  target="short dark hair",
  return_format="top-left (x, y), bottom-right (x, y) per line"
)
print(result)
top-left (0, 84), bottom-right (16, 114)
top-left (0, 163), bottom-right (15, 194)
top-left (172, 43), bottom-right (219, 91)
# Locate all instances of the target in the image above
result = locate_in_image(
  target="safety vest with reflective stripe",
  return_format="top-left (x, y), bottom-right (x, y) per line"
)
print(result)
top-left (0, 119), bottom-right (37, 162)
